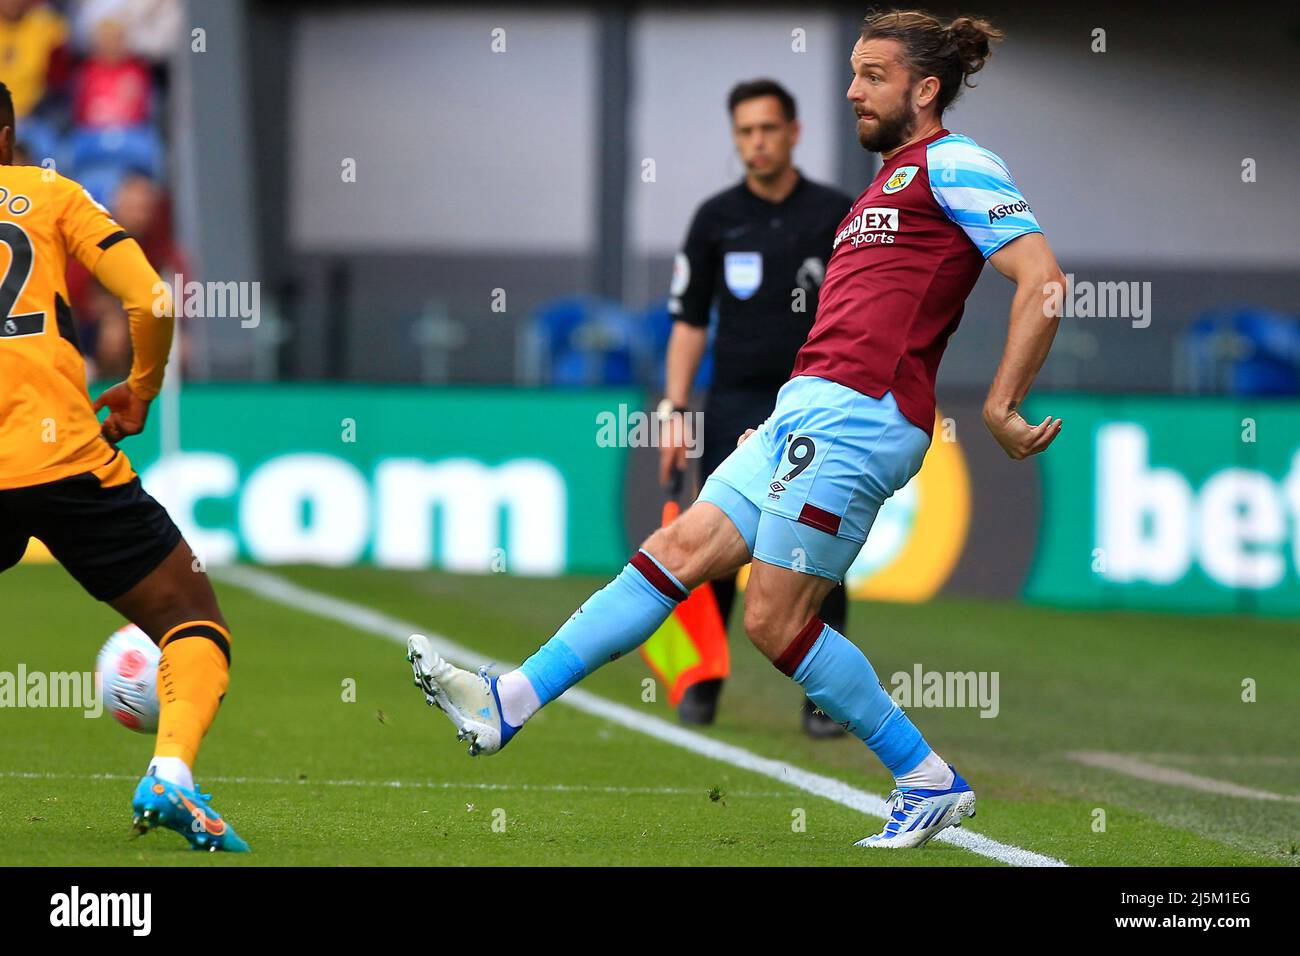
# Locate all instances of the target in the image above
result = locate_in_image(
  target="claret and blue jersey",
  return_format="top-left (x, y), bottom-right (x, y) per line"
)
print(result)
top-left (925, 132), bottom-right (1042, 259)
top-left (699, 128), bottom-right (1044, 581)
top-left (792, 128), bottom-right (1043, 435)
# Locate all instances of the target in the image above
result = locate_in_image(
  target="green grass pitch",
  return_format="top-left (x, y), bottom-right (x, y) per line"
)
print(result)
top-left (1, 563), bottom-right (1296, 866)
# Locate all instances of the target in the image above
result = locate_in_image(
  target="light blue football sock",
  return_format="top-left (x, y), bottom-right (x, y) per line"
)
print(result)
top-left (786, 620), bottom-right (931, 778)
top-left (516, 549), bottom-right (686, 709)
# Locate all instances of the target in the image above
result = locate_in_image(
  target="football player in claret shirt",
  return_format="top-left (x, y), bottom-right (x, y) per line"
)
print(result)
top-left (0, 82), bottom-right (248, 851)
top-left (409, 8), bottom-right (1065, 849)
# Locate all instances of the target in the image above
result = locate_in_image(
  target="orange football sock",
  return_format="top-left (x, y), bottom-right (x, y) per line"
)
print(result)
top-left (153, 621), bottom-right (231, 768)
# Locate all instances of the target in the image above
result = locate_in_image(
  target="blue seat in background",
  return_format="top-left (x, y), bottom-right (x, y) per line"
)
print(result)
top-left (526, 296), bottom-right (648, 387)
top-left (70, 125), bottom-right (164, 182)
top-left (16, 114), bottom-right (64, 169)
top-left (1183, 307), bottom-right (1300, 396)
top-left (75, 164), bottom-right (128, 207)
top-left (525, 296), bottom-right (727, 390)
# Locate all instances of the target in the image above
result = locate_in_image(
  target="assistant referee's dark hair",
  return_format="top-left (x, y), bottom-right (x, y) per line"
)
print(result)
top-left (727, 78), bottom-right (797, 122)
top-left (861, 8), bottom-right (1004, 114)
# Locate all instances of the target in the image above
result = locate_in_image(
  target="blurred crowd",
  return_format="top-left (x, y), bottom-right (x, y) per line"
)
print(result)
top-left (0, 0), bottom-right (183, 381)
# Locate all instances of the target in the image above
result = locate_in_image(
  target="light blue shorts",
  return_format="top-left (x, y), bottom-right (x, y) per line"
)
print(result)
top-left (697, 375), bottom-right (931, 582)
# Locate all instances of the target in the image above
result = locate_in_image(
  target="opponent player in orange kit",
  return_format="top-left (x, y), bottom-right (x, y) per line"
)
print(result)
top-left (0, 82), bottom-right (248, 851)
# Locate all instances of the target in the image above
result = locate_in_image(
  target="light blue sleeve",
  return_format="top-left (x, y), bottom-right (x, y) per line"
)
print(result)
top-left (927, 135), bottom-right (1042, 258)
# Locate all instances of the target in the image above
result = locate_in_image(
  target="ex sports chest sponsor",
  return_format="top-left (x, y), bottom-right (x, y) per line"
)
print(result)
top-left (833, 206), bottom-right (899, 251)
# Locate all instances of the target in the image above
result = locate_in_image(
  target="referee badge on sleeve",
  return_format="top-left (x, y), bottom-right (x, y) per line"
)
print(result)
top-left (670, 252), bottom-right (690, 297)
top-left (723, 251), bottom-right (763, 300)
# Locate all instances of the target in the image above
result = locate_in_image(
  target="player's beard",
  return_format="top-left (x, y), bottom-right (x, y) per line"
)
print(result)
top-left (856, 93), bottom-right (917, 154)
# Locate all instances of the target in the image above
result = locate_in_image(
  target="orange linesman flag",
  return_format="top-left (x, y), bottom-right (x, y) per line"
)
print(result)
top-left (639, 481), bottom-right (729, 706)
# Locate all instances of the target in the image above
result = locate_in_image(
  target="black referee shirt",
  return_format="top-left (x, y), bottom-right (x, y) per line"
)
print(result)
top-left (668, 172), bottom-right (852, 391)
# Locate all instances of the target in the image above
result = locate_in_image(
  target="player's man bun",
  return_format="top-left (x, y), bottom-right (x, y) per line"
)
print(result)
top-left (946, 15), bottom-right (1001, 83)
top-left (861, 9), bottom-right (1005, 114)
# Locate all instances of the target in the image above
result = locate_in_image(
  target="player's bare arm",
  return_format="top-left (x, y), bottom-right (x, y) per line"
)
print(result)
top-left (983, 231), bottom-right (1066, 460)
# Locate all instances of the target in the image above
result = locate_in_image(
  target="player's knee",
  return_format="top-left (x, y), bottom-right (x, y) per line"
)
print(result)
top-left (639, 528), bottom-right (688, 589)
top-left (640, 516), bottom-right (706, 590)
top-left (125, 574), bottom-right (226, 643)
top-left (639, 523), bottom-right (672, 563)
top-left (147, 575), bottom-right (226, 638)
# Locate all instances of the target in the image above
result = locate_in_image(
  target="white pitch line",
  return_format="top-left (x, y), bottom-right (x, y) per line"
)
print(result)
top-left (0, 771), bottom-right (791, 799)
top-left (216, 566), bottom-right (1068, 867)
top-left (1066, 751), bottom-right (1300, 803)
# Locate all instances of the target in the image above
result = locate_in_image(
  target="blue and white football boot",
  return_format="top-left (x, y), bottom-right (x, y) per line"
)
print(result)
top-left (856, 765), bottom-right (977, 849)
top-left (406, 635), bottom-right (518, 756)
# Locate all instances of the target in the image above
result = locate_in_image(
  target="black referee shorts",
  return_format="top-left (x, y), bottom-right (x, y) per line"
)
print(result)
top-left (699, 386), bottom-right (781, 485)
top-left (0, 459), bottom-right (183, 602)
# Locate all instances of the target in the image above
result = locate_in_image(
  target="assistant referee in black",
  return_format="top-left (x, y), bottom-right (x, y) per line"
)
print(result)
top-left (658, 78), bottom-right (853, 736)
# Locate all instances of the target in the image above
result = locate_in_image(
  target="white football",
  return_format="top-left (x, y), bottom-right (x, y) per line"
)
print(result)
top-left (96, 624), bottom-right (161, 733)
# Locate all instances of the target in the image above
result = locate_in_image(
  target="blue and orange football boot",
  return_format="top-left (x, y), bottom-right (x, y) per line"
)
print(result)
top-left (130, 774), bottom-right (250, 852)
